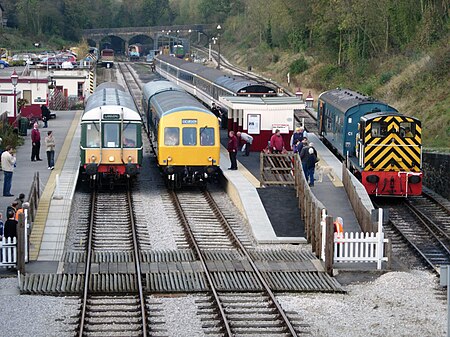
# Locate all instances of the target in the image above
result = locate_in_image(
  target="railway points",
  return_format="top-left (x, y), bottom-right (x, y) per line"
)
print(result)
top-left (0, 55), bottom-right (448, 336)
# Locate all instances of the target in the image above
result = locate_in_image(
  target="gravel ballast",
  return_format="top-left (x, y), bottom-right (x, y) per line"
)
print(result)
top-left (0, 278), bottom-right (79, 337)
top-left (278, 270), bottom-right (446, 337)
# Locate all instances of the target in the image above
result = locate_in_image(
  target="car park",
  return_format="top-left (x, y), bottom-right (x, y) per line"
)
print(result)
top-left (0, 59), bottom-right (9, 68)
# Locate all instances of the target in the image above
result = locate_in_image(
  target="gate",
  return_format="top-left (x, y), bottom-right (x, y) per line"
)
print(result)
top-left (259, 152), bottom-right (295, 186)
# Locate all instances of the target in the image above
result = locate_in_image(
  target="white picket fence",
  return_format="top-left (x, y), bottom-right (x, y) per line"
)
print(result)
top-left (334, 232), bottom-right (389, 269)
top-left (0, 237), bottom-right (17, 267)
top-left (321, 208), bottom-right (389, 270)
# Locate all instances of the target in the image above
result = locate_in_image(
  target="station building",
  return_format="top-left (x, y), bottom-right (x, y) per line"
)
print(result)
top-left (219, 96), bottom-right (305, 151)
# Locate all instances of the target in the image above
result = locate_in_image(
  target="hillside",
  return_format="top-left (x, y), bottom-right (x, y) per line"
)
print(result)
top-left (223, 38), bottom-right (449, 150)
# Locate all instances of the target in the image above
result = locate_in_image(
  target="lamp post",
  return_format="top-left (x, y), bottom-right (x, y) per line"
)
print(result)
top-left (10, 69), bottom-right (19, 119)
top-left (216, 24), bottom-right (222, 70)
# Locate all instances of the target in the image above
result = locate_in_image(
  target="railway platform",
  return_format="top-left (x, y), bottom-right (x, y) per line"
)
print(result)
top-left (220, 130), bottom-right (367, 244)
top-left (0, 110), bottom-right (81, 272)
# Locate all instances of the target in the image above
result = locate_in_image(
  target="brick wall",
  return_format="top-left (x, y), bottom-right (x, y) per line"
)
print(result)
top-left (422, 151), bottom-right (450, 199)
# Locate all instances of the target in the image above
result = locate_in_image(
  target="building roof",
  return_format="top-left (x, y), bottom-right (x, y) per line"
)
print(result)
top-left (219, 96), bottom-right (305, 110)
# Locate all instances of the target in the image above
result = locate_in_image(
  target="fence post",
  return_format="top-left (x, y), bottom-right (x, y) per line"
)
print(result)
top-left (325, 215), bottom-right (334, 276)
top-left (377, 208), bottom-right (384, 269)
top-left (17, 213), bottom-right (25, 275)
top-left (321, 209), bottom-right (327, 260)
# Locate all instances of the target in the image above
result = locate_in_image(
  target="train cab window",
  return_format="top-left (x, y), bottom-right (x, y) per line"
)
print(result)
top-left (371, 122), bottom-right (388, 137)
top-left (86, 123), bottom-right (100, 148)
top-left (103, 123), bottom-right (120, 148)
top-left (123, 124), bottom-right (137, 148)
top-left (164, 127), bottom-right (179, 146)
top-left (182, 127), bottom-right (197, 146)
top-left (200, 127), bottom-right (215, 146)
top-left (399, 122), bottom-right (415, 138)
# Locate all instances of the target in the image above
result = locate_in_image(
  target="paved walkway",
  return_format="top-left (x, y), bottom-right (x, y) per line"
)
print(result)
top-left (0, 112), bottom-right (79, 217)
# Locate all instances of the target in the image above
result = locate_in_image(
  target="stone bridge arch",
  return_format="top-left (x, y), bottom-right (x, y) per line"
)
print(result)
top-left (83, 24), bottom-right (215, 54)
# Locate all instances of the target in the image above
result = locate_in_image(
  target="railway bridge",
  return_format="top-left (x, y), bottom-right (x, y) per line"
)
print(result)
top-left (82, 24), bottom-right (215, 53)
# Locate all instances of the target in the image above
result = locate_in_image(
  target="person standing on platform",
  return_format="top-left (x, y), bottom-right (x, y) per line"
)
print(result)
top-left (300, 141), bottom-right (317, 176)
top-left (14, 193), bottom-right (25, 210)
top-left (334, 217), bottom-right (344, 254)
top-left (0, 213), bottom-right (3, 238)
top-left (227, 131), bottom-right (238, 170)
top-left (41, 105), bottom-right (51, 128)
top-left (290, 127), bottom-right (306, 153)
top-left (45, 130), bottom-right (56, 170)
top-left (31, 123), bottom-right (43, 162)
top-left (236, 132), bottom-right (253, 156)
top-left (1, 146), bottom-right (16, 197)
top-left (304, 147), bottom-right (318, 186)
top-left (270, 129), bottom-right (285, 154)
top-left (3, 209), bottom-right (17, 240)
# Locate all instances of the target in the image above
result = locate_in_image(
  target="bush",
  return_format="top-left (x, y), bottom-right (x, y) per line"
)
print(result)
top-left (289, 56), bottom-right (309, 75)
top-left (379, 71), bottom-right (394, 85)
top-left (272, 54), bottom-right (279, 63)
top-left (0, 121), bottom-right (24, 150)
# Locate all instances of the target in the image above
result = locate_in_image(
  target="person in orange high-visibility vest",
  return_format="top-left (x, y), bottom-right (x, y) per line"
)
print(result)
top-left (334, 217), bottom-right (344, 238)
top-left (334, 217), bottom-right (344, 255)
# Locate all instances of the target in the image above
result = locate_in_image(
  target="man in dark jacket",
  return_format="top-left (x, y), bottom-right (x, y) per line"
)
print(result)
top-left (31, 122), bottom-right (42, 161)
top-left (300, 142), bottom-right (317, 180)
top-left (41, 105), bottom-right (51, 128)
top-left (3, 209), bottom-right (17, 240)
top-left (304, 146), bottom-right (318, 186)
top-left (227, 131), bottom-right (238, 170)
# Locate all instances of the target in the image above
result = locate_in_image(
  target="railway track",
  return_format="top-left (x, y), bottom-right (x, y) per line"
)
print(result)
top-left (118, 62), bottom-right (143, 113)
top-left (78, 189), bottom-right (147, 336)
top-left (192, 45), bottom-right (318, 133)
top-left (170, 188), bottom-right (308, 336)
top-left (377, 193), bottom-right (450, 273)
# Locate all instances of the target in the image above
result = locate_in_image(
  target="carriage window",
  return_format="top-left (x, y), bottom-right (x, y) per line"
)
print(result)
top-left (200, 127), bottom-right (215, 146)
top-left (86, 123), bottom-right (100, 148)
top-left (103, 123), bottom-right (120, 147)
top-left (183, 127), bottom-right (197, 146)
top-left (371, 122), bottom-right (388, 137)
top-left (400, 122), bottom-right (415, 138)
top-left (164, 127), bottom-right (179, 146)
top-left (123, 123), bottom-right (137, 147)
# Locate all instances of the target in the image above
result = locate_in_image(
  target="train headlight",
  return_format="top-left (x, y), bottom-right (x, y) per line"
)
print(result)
top-left (91, 155), bottom-right (96, 163)
top-left (208, 156), bottom-right (213, 162)
top-left (127, 155), bottom-right (133, 163)
top-left (108, 156), bottom-right (115, 162)
top-left (167, 156), bottom-right (172, 162)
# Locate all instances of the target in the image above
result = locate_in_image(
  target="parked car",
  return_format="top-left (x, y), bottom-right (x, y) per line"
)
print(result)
top-left (0, 59), bottom-right (9, 68)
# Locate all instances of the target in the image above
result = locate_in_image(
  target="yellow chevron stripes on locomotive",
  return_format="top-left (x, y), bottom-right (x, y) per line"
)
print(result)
top-left (365, 147), bottom-right (421, 172)
top-left (364, 134), bottom-right (421, 169)
top-left (89, 70), bottom-right (95, 94)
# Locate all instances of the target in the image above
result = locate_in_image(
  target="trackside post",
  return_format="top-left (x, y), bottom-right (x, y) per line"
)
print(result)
top-left (440, 265), bottom-right (450, 337)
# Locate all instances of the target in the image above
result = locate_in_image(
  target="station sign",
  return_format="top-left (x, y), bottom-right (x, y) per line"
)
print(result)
top-left (272, 123), bottom-right (290, 134)
top-left (247, 114), bottom-right (260, 134)
top-left (102, 113), bottom-right (120, 120)
top-left (182, 119), bottom-right (197, 124)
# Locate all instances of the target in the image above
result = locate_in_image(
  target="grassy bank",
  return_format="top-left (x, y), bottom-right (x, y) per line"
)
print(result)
top-left (222, 39), bottom-right (449, 150)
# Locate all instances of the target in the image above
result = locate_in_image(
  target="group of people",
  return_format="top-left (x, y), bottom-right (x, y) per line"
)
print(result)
top-left (31, 122), bottom-right (56, 169)
top-left (0, 193), bottom-right (28, 241)
top-left (227, 131), bottom-right (254, 170)
top-left (1, 108), bottom-right (56, 198)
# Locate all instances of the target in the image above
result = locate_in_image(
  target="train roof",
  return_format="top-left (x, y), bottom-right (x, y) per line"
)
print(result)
top-left (361, 112), bottom-right (421, 123)
top-left (318, 88), bottom-right (397, 113)
top-left (143, 80), bottom-right (213, 118)
top-left (83, 87), bottom-right (140, 121)
top-left (96, 82), bottom-right (125, 92)
top-left (157, 55), bottom-right (276, 95)
top-left (142, 80), bottom-right (184, 102)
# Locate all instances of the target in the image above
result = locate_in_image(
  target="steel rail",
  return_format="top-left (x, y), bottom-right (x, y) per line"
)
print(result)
top-left (78, 189), bottom-right (147, 336)
top-left (378, 199), bottom-right (450, 274)
top-left (169, 190), bottom-right (233, 336)
top-left (405, 199), bottom-right (450, 243)
top-left (127, 189), bottom-right (148, 336)
top-left (78, 190), bottom-right (97, 337)
top-left (203, 190), bottom-right (299, 337)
